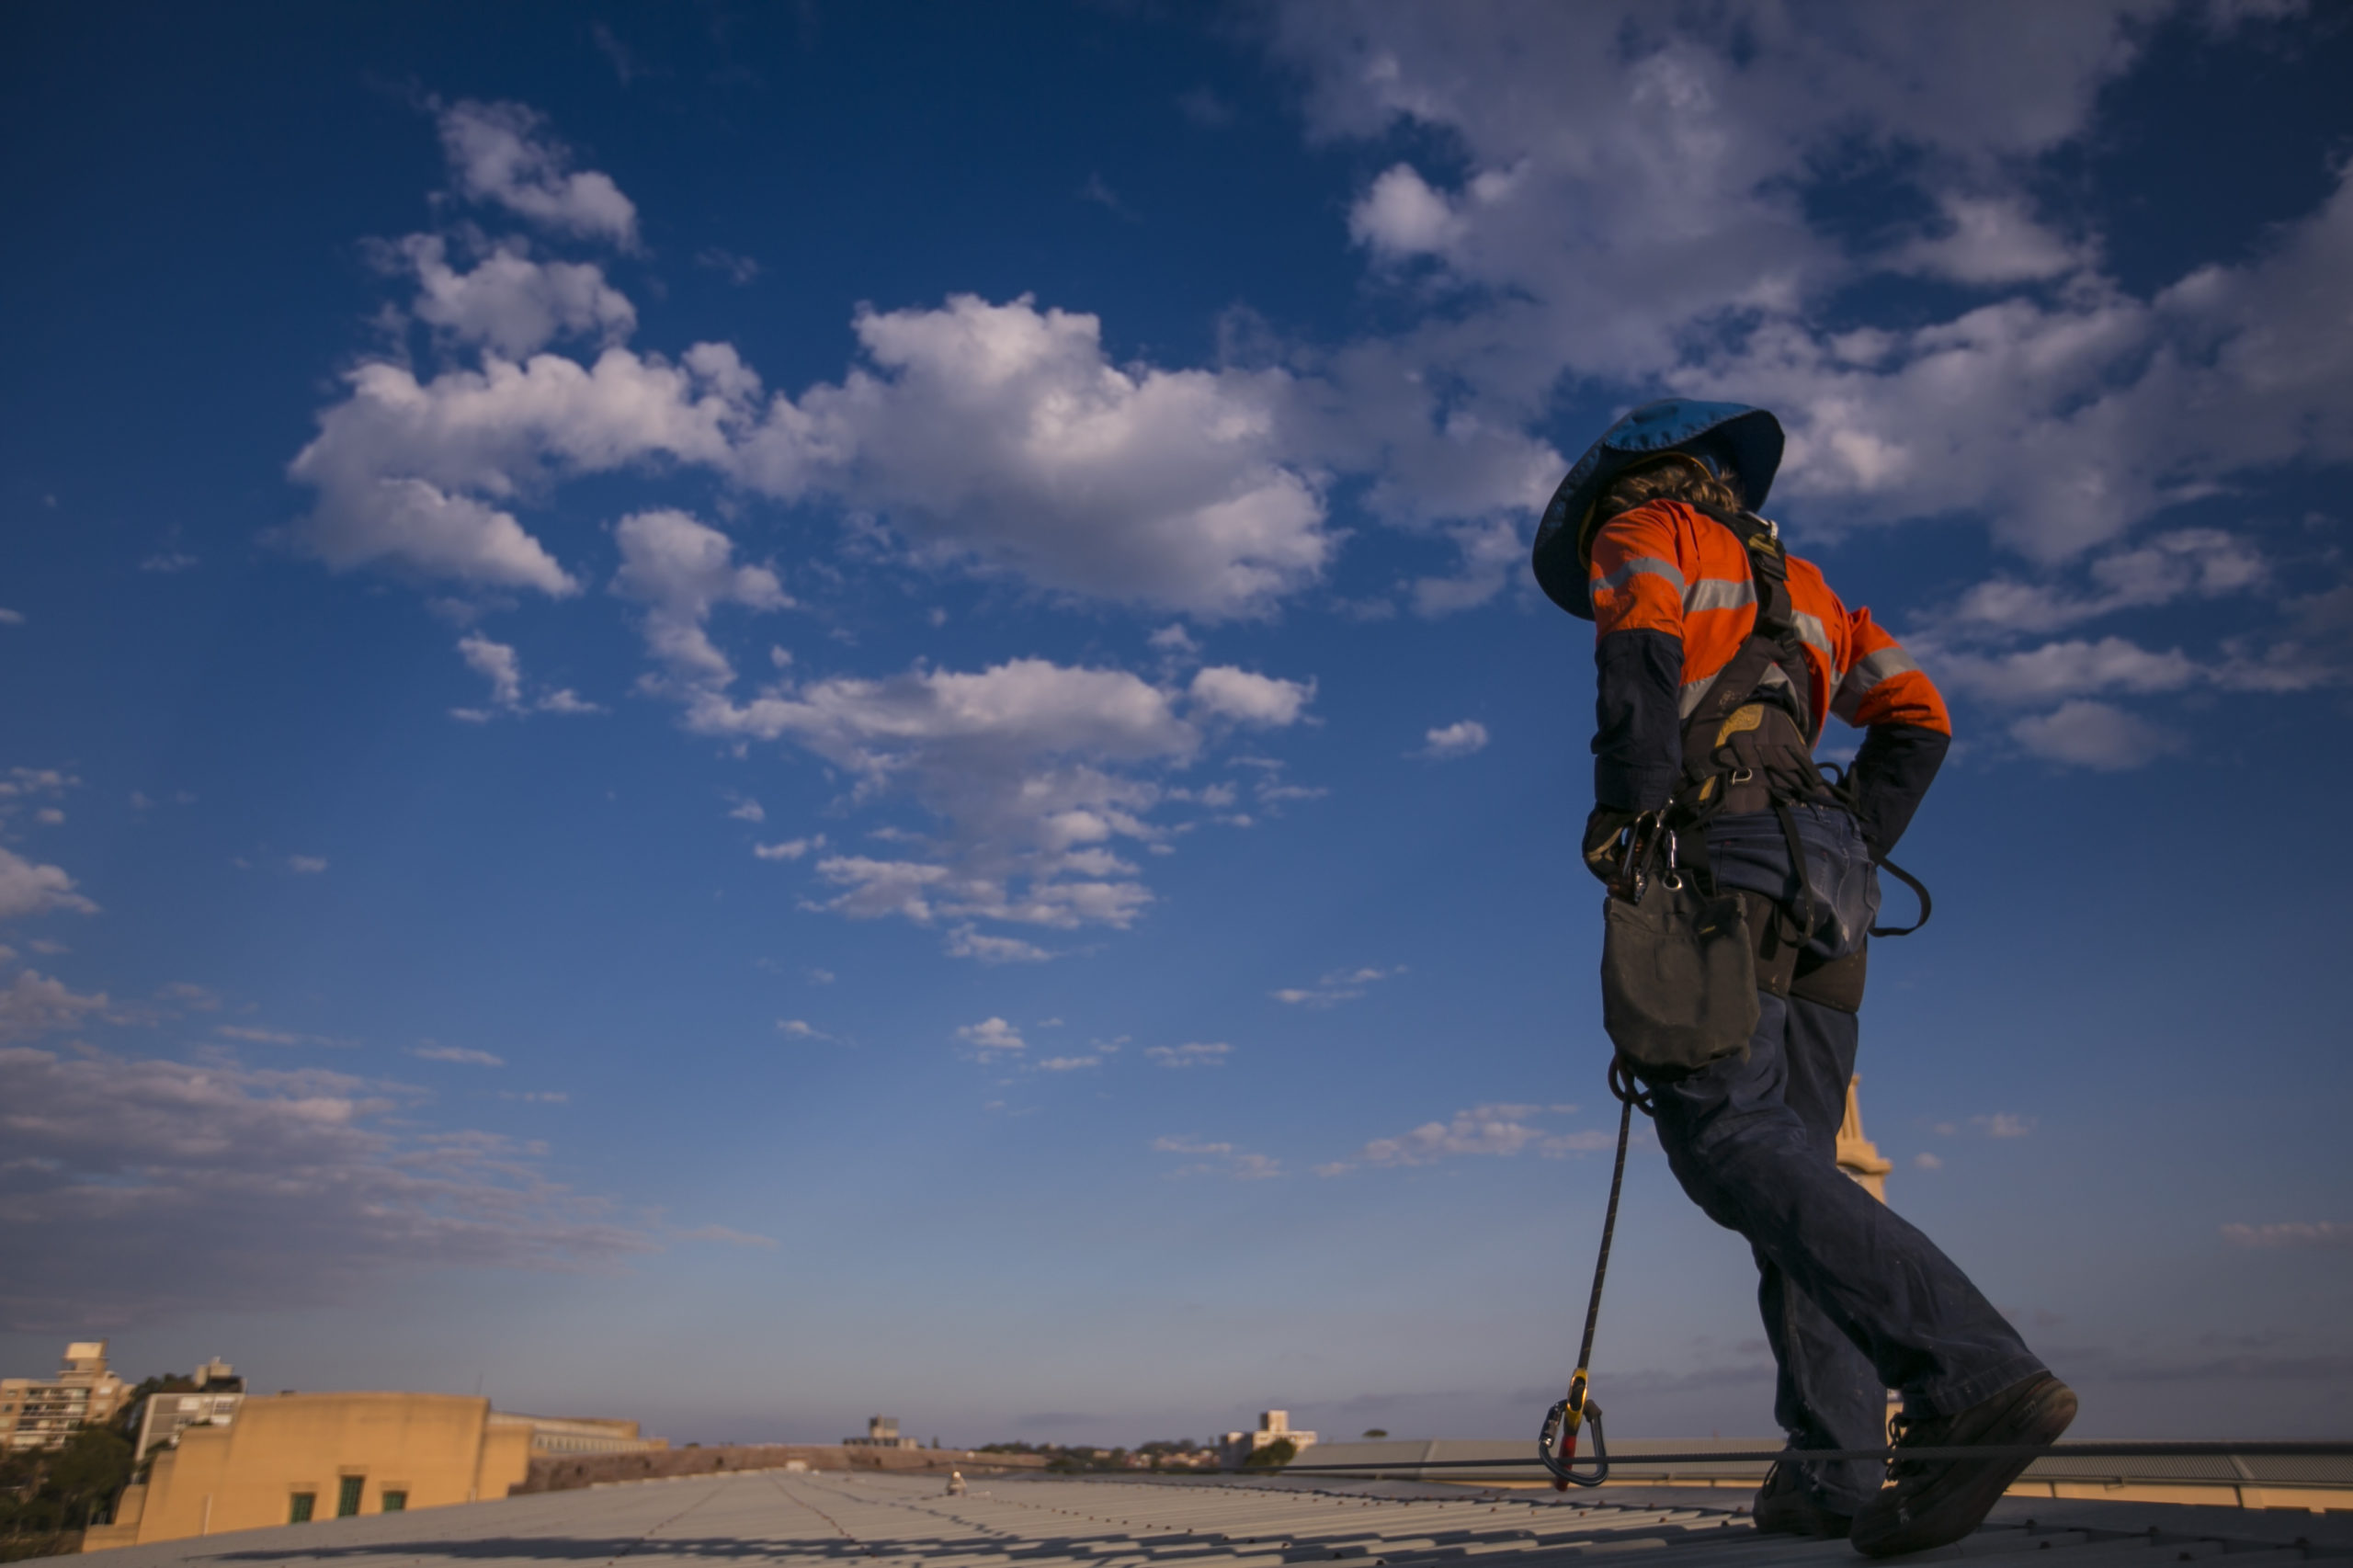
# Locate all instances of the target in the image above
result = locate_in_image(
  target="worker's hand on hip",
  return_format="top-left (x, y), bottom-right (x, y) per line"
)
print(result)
top-left (1582, 806), bottom-right (1639, 883)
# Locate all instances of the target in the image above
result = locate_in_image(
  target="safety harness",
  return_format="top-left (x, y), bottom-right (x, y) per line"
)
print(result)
top-left (1538, 502), bottom-right (1931, 1489)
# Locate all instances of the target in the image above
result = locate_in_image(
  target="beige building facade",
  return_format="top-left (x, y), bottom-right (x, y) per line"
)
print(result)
top-left (86, 1392), bottom-right (661, 1551)
top-left (1, 1341), bottom-right (131, 1453)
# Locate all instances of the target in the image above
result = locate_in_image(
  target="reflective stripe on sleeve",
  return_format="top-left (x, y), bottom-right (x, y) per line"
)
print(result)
top-left (1831, 645), bottom-right (1923, 722)
top-left (1683, 577), bottom-right (1754, 614)
top-left (1593, 554), bottom-right (1688, 597)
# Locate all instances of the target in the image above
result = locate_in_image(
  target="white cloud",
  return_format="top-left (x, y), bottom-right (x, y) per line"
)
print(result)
top-left (288, 855), bottom-right (329, 874)
top-left (393, 234), bottom-right (636, 358)
top-left (0, 847), bottom-right (98, 922)
top-left (1350, 164), bottom-right (1466, 258)
top-left (2009, 700), bottom-right (2183, 770)
top-left (1261, 3), bottom-right (2353, 603)
top-left (1331, 1103), bottom-right (1608, 1173)
top-left (1419, 719), bottom-right (1488, 758)
top-left (732, 295), bottom-right (1336, 619)
top-left (1914, 1151), bottom-right (1944, 1170)
top-left (0, 609), bottom-right (22, 626)
top-left (1144, 1041), bottom-right (1230, 1068)
top-left (693, 657), bottom-right (1289, 942)
top-left (727, 797), bottom-right (766, 823)
top-left (2220, 1221), bottom-right (2351, 1249)
top-left (0, 1043), bottom-right (650, 1329)
top-left (285, 342), bottom-right (752, 596)
top-left (1892, 194), bottom-right (2088, 285)
top-left (1274, 964), bottom-right (1401, 1008)
top-left (1188, 666), bottom-right (1315, 726)
top-left (753, 836), bottom-right (821, 861)
top-left (455, 631), bottom-right (523, 713)
top-left (435, 100), bottom-right (639, 248)
top-left (449, 632), bottom-right (600, 722)
top-left (411, 1044), bottom-right (504, 1067)
top-left (945, 926), bottom-right (1051, 963)
top-left (611, 507), bottom-right (790, 690)
top-left (1150, 1133), bottom-right (1281, 1181)
top-left (1938, 638), bottom-right (2200, 706)
top-left (139, 551), bottom-right (199, 574)
top-left (0, 971), bottom-right (109, 1043)
top-left (1936, 530), bottom-right (2269, 637)
top-left (776, 1019), bottom-right (835, 1042)
top-left (956, 1016), bottom-right (1026, 1060)
top-left (1033, 1055), bottom-right (1100, 1072)
top-left (1971, 1112), bottom-right (2038, 1139)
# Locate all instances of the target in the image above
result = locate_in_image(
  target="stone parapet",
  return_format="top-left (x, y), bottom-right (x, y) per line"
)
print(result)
top-left (511, 1444), bottom-right (1048, 1494)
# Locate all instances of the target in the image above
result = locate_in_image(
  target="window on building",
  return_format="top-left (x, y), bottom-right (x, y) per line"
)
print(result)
top-left (381, 1491), bottom-right (407, 1513)
top-left (290, 1493), bottom-right (315, 1523)
top-left (336, 1476), bottom-right (364, 1517)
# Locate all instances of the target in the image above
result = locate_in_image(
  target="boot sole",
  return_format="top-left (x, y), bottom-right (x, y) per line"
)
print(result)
top-left (1850, 1378), bottom-right (2077, 1558)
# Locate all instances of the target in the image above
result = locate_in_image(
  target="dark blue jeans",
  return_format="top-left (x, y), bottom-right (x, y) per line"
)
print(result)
top-left (1646, 808), bottom-right (2048, 1510)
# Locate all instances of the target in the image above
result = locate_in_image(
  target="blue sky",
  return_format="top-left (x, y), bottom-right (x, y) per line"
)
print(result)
top-left (3, 1), bottom-right (2350, 1449)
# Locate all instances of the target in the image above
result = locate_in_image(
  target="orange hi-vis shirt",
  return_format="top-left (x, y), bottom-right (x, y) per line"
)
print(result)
top-left (1588, 500), bottom-right (1950, 741)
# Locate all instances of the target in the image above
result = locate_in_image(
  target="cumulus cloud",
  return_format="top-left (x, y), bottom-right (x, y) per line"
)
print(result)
top-left (2009, 700), bottom-right (2183, 769)
top-left (450, 632), bottom-right (599, 722)
top-left (435, 99), bottom-right (639, 247)
top-left (956, 1016), bottom-right (1026, 1061)
top-left (1188, 666), bottom-right (1315, 725)
top-left (686, 656), bottom-right (1313, 947)
top-left (1419, 720), bottom-right (1488, 758)
top-left (1971, 1112), bottom-right (2038, 1139)
top-left (0, 971), bottom-right (109, 1043)
top-left (288, 855), bottom-right (329, 874)
top-left (1324, 1102), bottom-right (1604, 1174)
top-left (1257, 0), bottom-right (2353, 717)
top-left (611, 508), bottom-right (790, 690)
top-left (0, 847), bottom-right (98, 922)
top-left (392, 234), bottom-right (636, 358)
top-left (0, 1044), bottom-right (651, 1330)
top-left (732, 294), bottom-right (1336, 618)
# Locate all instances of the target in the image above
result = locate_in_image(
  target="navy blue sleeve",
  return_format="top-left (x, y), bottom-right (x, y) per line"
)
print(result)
top-left (1592, 629), bottom-right (1684, 812)
top-left (1847, 722), bottom-right (1949, 858)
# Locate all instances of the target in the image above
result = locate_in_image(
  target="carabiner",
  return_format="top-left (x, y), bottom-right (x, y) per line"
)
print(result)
top-left (1536, 1373), bottom-right (1608, 1488)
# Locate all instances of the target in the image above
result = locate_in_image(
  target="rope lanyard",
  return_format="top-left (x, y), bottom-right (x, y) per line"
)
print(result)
top-left (1537, 1060), bottom-right (1648, 1489)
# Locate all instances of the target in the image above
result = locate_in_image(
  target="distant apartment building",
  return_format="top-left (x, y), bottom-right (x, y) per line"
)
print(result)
top-left (85, 1392), bottom-right (665, 1550)
top-left (0, 1340), bottom-right (132, 1453)
top-left (844, 1415), bottom-right (919, 1449)
top-left (132, 1358), bottom-right (247, 1460)
top-left (1220, 1410), bottom-right (1316, 1467)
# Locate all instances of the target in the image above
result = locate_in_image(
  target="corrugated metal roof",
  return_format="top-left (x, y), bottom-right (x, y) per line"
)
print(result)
top-left (77, 1467), bottom-right (2353, 1568)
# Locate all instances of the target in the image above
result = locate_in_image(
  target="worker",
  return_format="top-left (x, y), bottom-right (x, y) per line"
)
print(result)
top-left (1532, 400), bottom-right (2075, 1556)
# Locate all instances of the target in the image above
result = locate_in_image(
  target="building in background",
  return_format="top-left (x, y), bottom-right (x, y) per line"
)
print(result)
top-left (844, 1416), bottom-right (918, 1449)
top-left (0, 1341), bottom-right (131, 1453)
top-left (1834, 1079), bottom-right (1894, 1201)
top-left (1220, 1411), bottom-right (1316, 1468)
top-left (85, 1392), bottom-right (664, 1550)
top-left (131, 1359), bottom-right (247, 1461)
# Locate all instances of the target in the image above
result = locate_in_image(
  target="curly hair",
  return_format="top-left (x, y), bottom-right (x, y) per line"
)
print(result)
top-left (1595, 452), bottom-right (1745, 523)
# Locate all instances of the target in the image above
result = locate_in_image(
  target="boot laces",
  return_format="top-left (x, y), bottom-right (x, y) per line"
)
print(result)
top-left (1884, 1407), bottom-right (1949, 1481)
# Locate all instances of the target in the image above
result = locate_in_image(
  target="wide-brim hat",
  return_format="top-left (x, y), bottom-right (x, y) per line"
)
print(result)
top-left (1531, 399), bottom-right (1785, 619)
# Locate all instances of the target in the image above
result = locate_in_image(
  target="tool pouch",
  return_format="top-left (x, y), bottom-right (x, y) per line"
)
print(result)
top-left (1599, 877), bottom-right (1759, 1075)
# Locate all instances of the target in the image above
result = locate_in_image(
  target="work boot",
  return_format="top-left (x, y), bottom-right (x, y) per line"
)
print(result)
top-left (1751, 1460), bottom-right (1853, 1539)
top-left (1850, 1374), bottom-right (2076, 1558)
